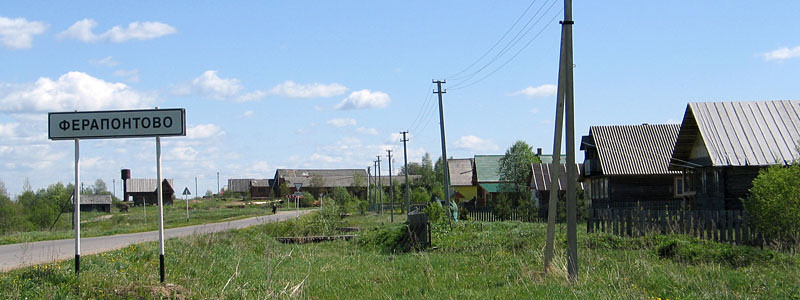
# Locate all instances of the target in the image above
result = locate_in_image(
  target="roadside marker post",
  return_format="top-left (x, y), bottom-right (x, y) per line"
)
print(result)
top-left (48, 108), bottom-right (185, 282)
top-left (182, 187), bottom-right (191, 221)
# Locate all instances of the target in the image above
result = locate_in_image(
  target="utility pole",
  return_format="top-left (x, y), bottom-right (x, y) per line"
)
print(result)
top-left (543, 0), bottom-right (577, 282)
top-left (433, 80), bottom-right (451, 207)
top-left (401, 131), bottom-right (410, 214)
top-left (195, 177), bottom-right (198, 198)
top-left (387, 149), bottom-right (394, 223)
top-left (216, 172), bottom-right (220, 197)
top-left (377, 155), bottom-right (382, 215)
top-left (366, 166), bottom-right (371, 208)
top-left (112, 179), bottom-right (116, 199)
top-left (373, 160), bottom-right (378, 210)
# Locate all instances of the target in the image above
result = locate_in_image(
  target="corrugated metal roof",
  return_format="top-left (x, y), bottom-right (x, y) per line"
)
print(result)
top-left (126, 179), bottom-right (174, 193)
top-left (587, 124), bottom-right (681, 175)
top-left (673, 101), bottom-right (800, 167)
top-left (538, 154), bottom-right (565, 165)
top-left (227, 179), bottom-right (253, 193)
top-left (251, 179), bottom-right (270, 187)
top-left (447, 158), bottom-right (474, 186)
top-left (474, 155), bottom-right (505, 183)
top-left (71, 194), bottom-right (112, 205)
top-left (276, 169), bottom-right (369, 188)
top-left (529, 163), bottom-right (584, 191)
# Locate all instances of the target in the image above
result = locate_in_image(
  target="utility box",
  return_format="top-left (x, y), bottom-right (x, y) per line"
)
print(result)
top-left (406, 211), bottom-right (430, 249)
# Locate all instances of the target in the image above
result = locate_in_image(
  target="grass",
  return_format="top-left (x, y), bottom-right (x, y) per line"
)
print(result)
top-left (0, 198), bottom-right (299, 245)
top-left (2, 211), bottom-right (799, 299)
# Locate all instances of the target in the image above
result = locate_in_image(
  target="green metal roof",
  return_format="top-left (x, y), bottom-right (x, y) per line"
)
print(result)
top-left (537, 154), bottom-right (565, 165)
top-left (474, 155), bottom-right (504, 182)
top-left (479, 183), bottom-right (516, 193)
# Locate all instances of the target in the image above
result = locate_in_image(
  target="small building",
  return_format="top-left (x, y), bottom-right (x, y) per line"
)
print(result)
top-left (669, 100), bottom-right (800, 210)
top-left (71, 194), bottom-right (112, 212)
top-left (473, 155), bottom-right (514, 206)
top-left (227, 178), bottom-right (272, 199)
top-left (126, 179), bottom-right (174, 206)
top-left (448, 158), bottom-right (477, 203)
top-left (529, 163), bottom-right (582, 218)
top-left (272, 169), bottom-right (369, 198)
top-left (227, 179), bottom-right (253, 194)
top-left (581, 123), bottom-right (683, 209)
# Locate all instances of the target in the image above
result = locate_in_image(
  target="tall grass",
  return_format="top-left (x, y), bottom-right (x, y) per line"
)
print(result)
top-left (1, 213), bottom-right (798, 299)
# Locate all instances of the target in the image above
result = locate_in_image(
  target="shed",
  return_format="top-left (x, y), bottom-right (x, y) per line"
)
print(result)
top-left (669, 100), bottom-right (800, 209)
top-left (581, 123), bottom-right (683, 209)
top-left (126, 179), bottom-right (174, 206)
top-left (529, 163), bottom-right (582, 218)
top-left (71, 194), bottom-right (112, 212)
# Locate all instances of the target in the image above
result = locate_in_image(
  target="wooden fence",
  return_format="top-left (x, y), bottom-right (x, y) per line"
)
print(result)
top-left (589, 208), bottom-right (758, 244)
top-left (467, 208), bottom-right (544, 223)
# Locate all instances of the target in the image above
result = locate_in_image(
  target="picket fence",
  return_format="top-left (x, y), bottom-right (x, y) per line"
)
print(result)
top-left (589, 208), bottom-right (759, 244)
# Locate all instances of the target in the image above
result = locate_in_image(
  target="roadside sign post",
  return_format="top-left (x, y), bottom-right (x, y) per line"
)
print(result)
top-left (294, 183), bottom-right (302, 210)
top-left (49, 108), bottom-right (185, 282)
top-left (182, 187), bottom-right (191, 221)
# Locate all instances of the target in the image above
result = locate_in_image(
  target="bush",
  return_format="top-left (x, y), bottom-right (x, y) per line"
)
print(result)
top-left (358, 224), bottom-right (410, 253)
top-left (300, 192), bottom-right (315, 207)
top-left (656, 236), bottom-right (774, 267)
top-left (423, 201), bottom-right (446, 224)
top-left (744, 164), bottom-right (800, 244)
top-left (331, 187), bottom-right (351, 209)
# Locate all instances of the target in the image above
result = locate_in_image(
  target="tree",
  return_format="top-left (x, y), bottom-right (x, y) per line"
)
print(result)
top-left (352, 172), bottom-right (365, 200)
top-left (205, 190), bottom-right (214, 197)
top-left (93, 179), bottom-right (109, 195)
top-left (0, 179), bottom-right (7, 198)
top-left (331, 187), bottom-right (351, 209)
top-left (498, 141), bottom-right (541, 193)
top-left (744, 164), bottom-right (800, 245)
top-left (278, 182), bottom-right (290, 198)
top-left (22, 178), bottom-right (32, 192)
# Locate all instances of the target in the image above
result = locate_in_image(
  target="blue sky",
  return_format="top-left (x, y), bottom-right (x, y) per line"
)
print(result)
top-left (1, 1), bottom-right (799, 197)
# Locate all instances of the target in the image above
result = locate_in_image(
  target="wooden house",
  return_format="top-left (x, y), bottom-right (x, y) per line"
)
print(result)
top-left (669, 101), bottom-right (800, 210)
top-left (71, 194), bottom-right (112, 212)
top-left (272, 169), bottom-right (369, 198)
top-left (227, 178), bottom-right (272, 199)
top-left (581, 123), bottom-right (683, 209)
top-left (473, 155), bottom-right (514, 207)
top-left (529, 163), bottom-right (582, 218)
top-left (448, 158), bottom-right (477, 203)
top-left (126, 179), bottom-right (174, 206)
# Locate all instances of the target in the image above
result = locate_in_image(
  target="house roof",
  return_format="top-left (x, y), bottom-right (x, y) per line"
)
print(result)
top-left (584, 124), bottom-right (682, 175)
top-left (474, 155), bottom-right (506, 183)
top-left (228, 179), bottom-right (253, 193)
top-left (251, 179), bottom-right (270, 187)
top-left (478, 183), bottom-right (516, 193)
top-left (537, 154), bottom-right (565, 165)
top-left (275, 169), bottom-right (369, 188)
top-left (447, 158), bottom-right (474, 186)
top-left (126, 179), bottom-right (174, 193)
top-left (529, 163), bottom-right (583, 191)
top-left (71, 194), bottom-right (112, 205)
top-left (671, 101), bottom-right (800, 169)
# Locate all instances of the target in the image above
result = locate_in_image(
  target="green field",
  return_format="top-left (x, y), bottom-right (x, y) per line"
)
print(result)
top-left (2, 210), bottom-right (798, 299)
top-left (0, 199), bottom-right (293, 245)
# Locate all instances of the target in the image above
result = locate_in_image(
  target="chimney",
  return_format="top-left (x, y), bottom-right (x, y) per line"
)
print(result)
top-left (536, 148), bottom-right (542, 156)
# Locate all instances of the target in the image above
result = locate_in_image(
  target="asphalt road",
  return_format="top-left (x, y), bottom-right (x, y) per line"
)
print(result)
top-left (0, 210), bottom-right (311, 272)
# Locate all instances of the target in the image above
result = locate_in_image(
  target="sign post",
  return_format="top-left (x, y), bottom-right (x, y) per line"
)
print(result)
top-left (49, 108), bottom-right (185, 282)
top-left (294, 183), bottom-right (302, 210)
top-left (182, 187), bottom-right (191, 221)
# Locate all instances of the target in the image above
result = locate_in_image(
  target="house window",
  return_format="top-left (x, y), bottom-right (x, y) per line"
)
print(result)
top-left (675, 177), bottom-right (684, 197)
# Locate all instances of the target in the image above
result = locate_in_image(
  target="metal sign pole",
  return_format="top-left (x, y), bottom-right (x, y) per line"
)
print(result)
top-left (156, 136), bottom-right (165, 283)
top-left (74, 138), bottom-right (81, 274)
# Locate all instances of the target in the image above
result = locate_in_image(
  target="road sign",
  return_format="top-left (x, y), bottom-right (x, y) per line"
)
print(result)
top-left (294, 183), bottom-right (302, 191)
top-left (182, 187), bottom-right (191, 196)
top-left (48, 108), bottom-right (186, 140)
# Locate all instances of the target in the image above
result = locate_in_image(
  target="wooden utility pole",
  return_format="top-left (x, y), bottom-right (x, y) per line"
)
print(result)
top-left (366, 166), bottom-right (371, 207)
top-left (377, 155), bottom-right (382, 214)
top-left (401, 131), bottom-right (410, 214)
top-left (433, 80), bottom-right (451, 206)
top-left (387, 149), bottom-right (394, 222)
top-left (544, 0), bottom-right (577, 282)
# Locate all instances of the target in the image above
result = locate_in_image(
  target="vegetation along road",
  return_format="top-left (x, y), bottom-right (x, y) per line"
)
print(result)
top-left (0, 210), bottom-right (311, 272)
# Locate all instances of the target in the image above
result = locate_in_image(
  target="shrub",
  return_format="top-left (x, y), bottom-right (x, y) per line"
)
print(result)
top-left (744, 164), bottom-right (800, 245)
top-left (655, 236), bottom-right (774, 267)
top-left (358, 224), bottom-right (410, 253)
top-left (423, 201), bottom-right (446, 224)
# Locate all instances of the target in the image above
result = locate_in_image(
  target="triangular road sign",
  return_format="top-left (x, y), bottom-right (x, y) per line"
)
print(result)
top-left (182, 187), bottom-right (191, 195)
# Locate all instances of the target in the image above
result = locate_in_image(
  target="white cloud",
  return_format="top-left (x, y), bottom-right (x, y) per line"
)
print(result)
top-left (269, 81), bottom-right (347, 98)
top-left (310, 153), bottom-right (343, 163)
top-left (237, 90), bottom-right (266, 102)
top-left (242, 110), bottom-right (255, 118)
top-left (762, 45), bottom-right (800, 61)
top-left (113, 69), bottom-right (140, 83)
top-left (0, 17), bottom-right (47, 49)
top-left (89, 56), bottom-right (119, 67)
top-left (356, 127), bottom-right (378, 135)
top-left (509, 84), bottom-right (557, 98)
top-left (335, 89), bottom-right (391, 110)
top-left (187, 124), bottom-right (225, 139)
top-left (327, 118), bottom-right (357, 127)
top-left (455, 135), bottom-right (499, 152)
top-left (59, 18), bottom-right (176, 43)
top-left (0, 122), bottom-right (19, 137)
top-left (175, 70), bottom-right (243, 100)
top-left (530, 108), bottom-right (540, 114)
top-left (170, 146), bottom-right (199, 161)
top-left (0, 71), bottom-right (153, 112)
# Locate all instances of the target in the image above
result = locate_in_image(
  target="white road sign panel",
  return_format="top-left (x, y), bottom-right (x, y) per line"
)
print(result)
top-left (48, 109), bottom-right (186, 140)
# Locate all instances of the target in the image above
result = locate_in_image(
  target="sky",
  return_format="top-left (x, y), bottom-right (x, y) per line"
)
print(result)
top-left (1, 1), bottom-right (799, 197)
